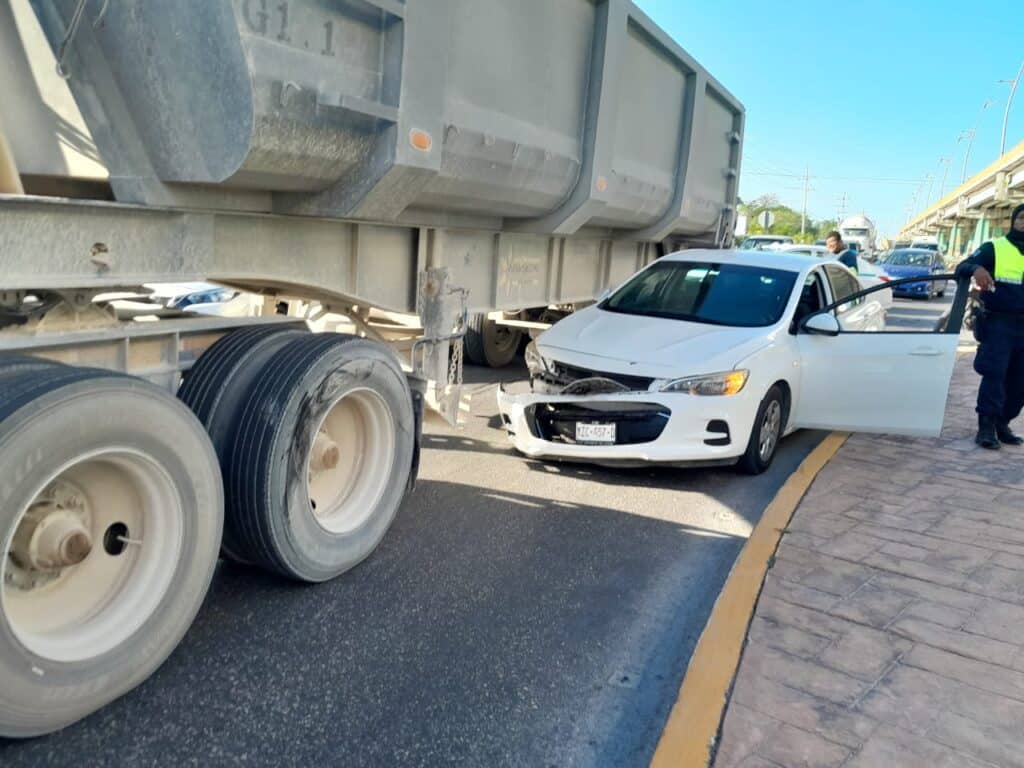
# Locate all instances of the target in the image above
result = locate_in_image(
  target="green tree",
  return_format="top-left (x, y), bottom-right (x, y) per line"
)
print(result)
top-left (815, 220), bottom-right (839, 239)
top-left (738, 197), bottom-right (840, 244)
top-left (739, 199), bottom-right (802, 237)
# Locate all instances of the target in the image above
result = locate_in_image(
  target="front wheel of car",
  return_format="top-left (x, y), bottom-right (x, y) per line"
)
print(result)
top-left (737, 386), bottom-right (787, 475)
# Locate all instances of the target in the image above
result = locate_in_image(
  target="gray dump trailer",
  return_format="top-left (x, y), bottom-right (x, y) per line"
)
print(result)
top-left (0, 0), bottom-right (742, 736)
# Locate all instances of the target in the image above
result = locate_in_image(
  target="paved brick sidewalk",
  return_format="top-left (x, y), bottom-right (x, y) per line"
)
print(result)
top-left (714, 354), bottom-right (1024, 768)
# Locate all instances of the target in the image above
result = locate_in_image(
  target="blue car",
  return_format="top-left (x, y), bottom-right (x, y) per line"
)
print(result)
top-left (879, 248), bottom-right (947, 300)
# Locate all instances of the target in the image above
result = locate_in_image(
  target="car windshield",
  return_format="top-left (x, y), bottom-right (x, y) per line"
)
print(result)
top-left (886, 250), bottom-right (933, 266)
top-left (912, 243), bottom-right (939, 251)
top-left (601, 261), bottom-right (798, 327)
top-left (843, 228), bottom-right (870, 236)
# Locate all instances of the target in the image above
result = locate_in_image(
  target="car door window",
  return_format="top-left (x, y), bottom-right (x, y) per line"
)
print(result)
top-left (807, 277), bottom-right (963, 334)
top-left (791, 270), bottom-right (826, 332)
top-left (823, 264), bottom-right (863, 316)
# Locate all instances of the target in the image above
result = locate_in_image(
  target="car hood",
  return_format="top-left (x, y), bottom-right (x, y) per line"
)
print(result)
top-left (536, 306), bottom-right (773, 378)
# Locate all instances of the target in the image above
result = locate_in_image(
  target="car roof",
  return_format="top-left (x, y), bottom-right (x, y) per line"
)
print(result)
top-left (662, 248), bottom-right (818, 273)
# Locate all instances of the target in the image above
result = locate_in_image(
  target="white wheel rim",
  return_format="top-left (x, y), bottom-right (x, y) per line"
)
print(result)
top-left (305, 389), bottom-right (396, 535)
top-left (2, 450), bottom-right (183, 663)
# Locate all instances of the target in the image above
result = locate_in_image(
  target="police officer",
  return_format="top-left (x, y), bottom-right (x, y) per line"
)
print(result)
top-left (957, 202), bottom-right (1024, 449)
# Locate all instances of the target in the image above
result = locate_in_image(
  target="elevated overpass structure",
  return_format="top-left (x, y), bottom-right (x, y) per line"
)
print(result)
top-left (898, 141), bottom-right (1024, 259)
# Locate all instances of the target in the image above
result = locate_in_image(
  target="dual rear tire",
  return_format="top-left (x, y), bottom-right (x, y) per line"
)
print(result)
top-left (183, 331), bottom-right (416, 581)
top-left (0, 329), bottom-right (415, 736)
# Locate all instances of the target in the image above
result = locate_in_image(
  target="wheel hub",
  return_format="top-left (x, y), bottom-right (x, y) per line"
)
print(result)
top-left (309, 430), bottom-right (341, 474)
top-left (305, 389), bottom-right (396, 534)
top-left (2, 450), bottom-right (185, 663)
top-left (8, 482), bottom-right (92, 582)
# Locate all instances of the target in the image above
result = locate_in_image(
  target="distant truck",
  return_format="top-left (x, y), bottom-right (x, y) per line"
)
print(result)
top-left (839, 215), bottom-right (877, 257)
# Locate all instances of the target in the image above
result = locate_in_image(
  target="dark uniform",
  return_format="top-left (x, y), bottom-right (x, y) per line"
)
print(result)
top-left (955, 202), bottom-right (1024, 448)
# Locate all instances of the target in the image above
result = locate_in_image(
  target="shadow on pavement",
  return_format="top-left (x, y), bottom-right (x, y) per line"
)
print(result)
top-left (1, 480), bottom-right (750, 768)
top-left (0, 363), bottom-right (824, 768)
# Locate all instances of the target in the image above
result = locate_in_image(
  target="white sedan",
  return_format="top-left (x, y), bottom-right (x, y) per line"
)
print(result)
top-left (497, 249), bottom-right (963, 474)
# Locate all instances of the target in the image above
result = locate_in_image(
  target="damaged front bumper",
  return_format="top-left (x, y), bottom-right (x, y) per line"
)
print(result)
top-left (496, 383), bottom-right (761, 466)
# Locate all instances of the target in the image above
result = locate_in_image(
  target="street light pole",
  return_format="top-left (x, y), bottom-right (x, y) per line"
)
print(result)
top-left (999, 60), bottom-right (1024, 157)
top-left (959, 129), bottom-right (977, 185)
top-left (938, 157), bottom-right (952, 199)
top-left (959, 100), bottom-right (993, 185)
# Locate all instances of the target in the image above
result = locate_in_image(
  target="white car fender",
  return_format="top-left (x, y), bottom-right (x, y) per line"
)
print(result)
top-left (732, 335), bottom-right (801, 434)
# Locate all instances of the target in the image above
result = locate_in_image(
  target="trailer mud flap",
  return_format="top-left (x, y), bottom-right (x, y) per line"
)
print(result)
top-left (407, 376), bottom-right (427, 493)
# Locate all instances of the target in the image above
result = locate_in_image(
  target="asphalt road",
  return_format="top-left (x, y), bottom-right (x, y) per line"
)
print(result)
top-left (885, 285), bottom-right (955, 331)
top-left (1, 363), bottom-right (825, 768)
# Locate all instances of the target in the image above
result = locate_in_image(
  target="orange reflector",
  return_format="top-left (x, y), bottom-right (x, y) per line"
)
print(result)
top-left (595, 176), bottom-right (608, 192)
top-left (410, 129), bottom-right (433, 151)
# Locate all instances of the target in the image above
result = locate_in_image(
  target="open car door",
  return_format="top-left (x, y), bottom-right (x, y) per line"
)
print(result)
top-left (793, 275), bottom-right (968, 437)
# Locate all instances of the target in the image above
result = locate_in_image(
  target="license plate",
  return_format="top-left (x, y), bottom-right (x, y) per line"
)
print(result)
top-left (575, 422), bottom-right (616, 444)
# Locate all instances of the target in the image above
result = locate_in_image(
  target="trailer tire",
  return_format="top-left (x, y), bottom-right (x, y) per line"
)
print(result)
top-left (226, 334), bottom-right (415, 581)
top-left (0, 368), bottom-right (222, 738)
top-left (464, 313), bottom-right (522, 368)
top-left (178, 324), bottom-right (308, 562)
top-left (0, 354), bottom-right (68, 378)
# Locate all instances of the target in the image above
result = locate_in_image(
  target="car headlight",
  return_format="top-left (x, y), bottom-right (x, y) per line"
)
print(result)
top-left (524, 341), bottom-right (549, 377)
top-left (660, 370), bottom-right (749, 396)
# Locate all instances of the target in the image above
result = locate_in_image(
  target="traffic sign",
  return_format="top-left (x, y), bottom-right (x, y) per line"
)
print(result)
top-left (757, 210), bottom-right (775, 229)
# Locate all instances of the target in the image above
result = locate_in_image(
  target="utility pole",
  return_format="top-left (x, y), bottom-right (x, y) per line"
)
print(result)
top-left (836, 192), bottom-right (848, 225)
top-left (801, 165), bottom-right (810, 236)
top-left (999, 61), bottom-right (1024, 157)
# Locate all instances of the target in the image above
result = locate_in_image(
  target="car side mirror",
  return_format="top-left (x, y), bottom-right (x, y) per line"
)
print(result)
top-left (802, 313), bottom-right (841, 336)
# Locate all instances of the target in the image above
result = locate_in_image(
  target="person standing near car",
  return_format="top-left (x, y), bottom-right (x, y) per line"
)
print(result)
top-left (825, 231), bottom-right (859, 273)
top-left (956, 203), bottom-right (1024, 449)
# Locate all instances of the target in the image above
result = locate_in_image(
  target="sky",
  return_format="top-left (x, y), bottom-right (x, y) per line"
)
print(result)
top-left (636, 0), bottom-right (1024, 238)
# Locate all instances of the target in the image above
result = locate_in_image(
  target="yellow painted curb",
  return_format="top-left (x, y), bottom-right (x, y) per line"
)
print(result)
top-left (650, 432), bottom-right (850, 768)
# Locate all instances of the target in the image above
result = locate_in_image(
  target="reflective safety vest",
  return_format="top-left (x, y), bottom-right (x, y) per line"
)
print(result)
top-left (993, 237), bottom-right (1024, 285)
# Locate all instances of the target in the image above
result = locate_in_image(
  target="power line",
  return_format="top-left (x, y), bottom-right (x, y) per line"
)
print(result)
top-left (745, 171), bottom-right (927, 185)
